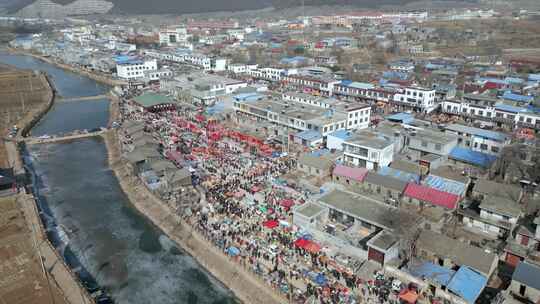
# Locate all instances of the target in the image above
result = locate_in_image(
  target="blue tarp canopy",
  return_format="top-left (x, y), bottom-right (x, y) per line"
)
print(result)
top-left (295, 130), bottom-right (322, 142)
top-left (328, 129), bottom-right (351, 140)
top-left (206, 101), bottom-right (225, 115)
top-left (423, 174), bottom-right (467, 196)
top-left (310, 148), bottom-right (331, 157)
top-left (449, 147), bottom-right (497, 168)
top-left (378, 166), bottom-right (420, 183)
top-left (387, 112), bottom-right (415, 124)
top-left (408, 261), bottom-right (455, 286)
top-left (315, 273), bottom-right (327, 286)
top-left (447, 266), bottom-right (487, 304)
top-left (233, 93), bottom-right (263, 102)
top-left (227, 246), bottom-right (240, 256)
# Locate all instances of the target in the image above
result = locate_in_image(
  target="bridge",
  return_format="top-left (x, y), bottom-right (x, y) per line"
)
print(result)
top-left (56, 94), bottom-right (109, 103)
top-left (24, 130), bottom-right (107, 145)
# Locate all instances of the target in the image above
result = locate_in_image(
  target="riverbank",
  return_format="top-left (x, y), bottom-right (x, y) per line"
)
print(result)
top-left (102, 130), bottom-right (286, 304)
top-left (7, 48), bottom-right (127, 87)
top-left (18, 193), bottom-right (96, 304)
top-left (0, 61), bottom-right (95, 304)
top-left (19, 72), bottom-right (55, 138)
top-left (3, 127), bottom-right (95, 304)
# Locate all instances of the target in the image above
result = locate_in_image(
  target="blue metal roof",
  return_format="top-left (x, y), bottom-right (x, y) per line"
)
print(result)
top-left (446, 124), bottom-right (508, 142)
top-left (479, 77), bottom-right (508, 85)
top-left (328, 129), bottom-right (351, 140)
top-left (386, 112), bottom-right (415, 124)
top-left (504, 77), bottom-right (524, 84)
top-left (425, 63), bottom-right (445, 70)
top-left (280, 56), bottom-right (308, 64)
top-left (513, 262), bottom-right (540, 291)
top-left (495, 103), bottom-right (527, 113)
top-left (378, 166), bottom-right (420, 183)
top-left (449, 147), bottom-right (497, 168)
top-left (346, 82), bottom-right (375, 90)
top-left (529, 73), bottom-right (540, 82)
top-left (233, 93), bottom-right (263, 102)
top-left (408, 262), bottom-right (455, 287)
top-left (295, 130), bottom-right (322, 141)
top-left (447, 266), bottom-right (487, 304)
top-left (423, 174), bottom-right (467, 196)
top-left (383, 71), bottom-right (409, 80)
top-left (502, 91), bottom-right (534, 103)
top-left (311, 148), bottom-right (331, 157)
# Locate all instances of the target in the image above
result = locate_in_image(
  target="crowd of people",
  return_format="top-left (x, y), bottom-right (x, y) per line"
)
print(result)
top-left (119, 97), bottom-right (408, 304)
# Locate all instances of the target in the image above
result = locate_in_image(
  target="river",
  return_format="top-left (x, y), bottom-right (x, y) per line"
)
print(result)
top-left (0, 52), bottom-right (236, 304)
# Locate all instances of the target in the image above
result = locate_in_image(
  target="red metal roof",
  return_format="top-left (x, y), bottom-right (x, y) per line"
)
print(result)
top-left (403, 183), bottom-right (459, 209)
top-left (333, 165), bottom-right (368, 182)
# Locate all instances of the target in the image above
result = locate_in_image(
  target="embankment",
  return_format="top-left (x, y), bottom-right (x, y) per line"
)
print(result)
top-left (19, 72), bottom-right (55, 138)
top-left (7, 48), bottom-right (126, 87)
top-left (102, 128), bottom-right (287, 304)
top-left (19, 193), bottom-right (95, 304)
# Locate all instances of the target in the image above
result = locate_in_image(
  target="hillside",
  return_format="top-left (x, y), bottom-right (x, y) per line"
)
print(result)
top-left (7, 0), bottom-right (476, 16)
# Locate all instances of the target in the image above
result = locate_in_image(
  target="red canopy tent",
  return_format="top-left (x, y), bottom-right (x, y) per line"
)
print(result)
top-left (304, 241), bottom-right (321, 253)
top-left (399, 290), bottom-right (418, 304)
top-left (195, 114), bottom-right (206, 122)
top-left (294, 238), bottom-right (308, 248)
top-left (279, 199), bottom-right (295, 208)
top-left (294, 239), bottom-right (321, 253)
top-left (262, 220), bottom-right (279, 229)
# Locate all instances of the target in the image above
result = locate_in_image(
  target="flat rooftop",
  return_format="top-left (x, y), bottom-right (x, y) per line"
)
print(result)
top-left (295, 202), bottom-right (326, 218)
top-left (318, 190), bottom-right (415, 230)
top-left (346, 131), bottom-right (393, 150)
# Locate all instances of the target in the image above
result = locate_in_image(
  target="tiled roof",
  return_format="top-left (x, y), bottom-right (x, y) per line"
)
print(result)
top-left (333, 165), bottom-right (368, 182)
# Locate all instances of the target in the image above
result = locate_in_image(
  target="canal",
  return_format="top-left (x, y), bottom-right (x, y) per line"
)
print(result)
top-left (1, 52), bottom-right (236, 304)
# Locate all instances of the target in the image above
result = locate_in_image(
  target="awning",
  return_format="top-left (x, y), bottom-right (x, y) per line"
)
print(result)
top-left (399, 290), bottom-right (418, 304)
top-left (315, 273), bottom-right (327, 286)
top-left (227, 246), bottom-right (240, 256)
top-left (294, 238), bottom-right (321, 253)
top-left (263, 220), bottom-right (279, 229)
top-left (279, 199), bottom-right (295, 208)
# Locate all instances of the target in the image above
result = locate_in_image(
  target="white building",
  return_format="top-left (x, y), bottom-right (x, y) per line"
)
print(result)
top-left (444, 124), bottom-right (510, 155)
top-left (247, 67), bottom-right (288, 81)
top-left (342, 131), bottom-right (394, 170)
top-left (144, 69), bottom-right (173, 81)
top-left (159, 27), bottom-right (188, 46)
top-left (226, 28), bottom-right (245, 41)
top-left (183, 54), bottom-right (227, 72)
top-left (106, 41), bottom-right (136, 52)
top-left (116, 59), bottom-right (158, 80)
top-left (393, 86), bottom-right (437, 113)
top-left (282, 91), bottom-right (371, 130)
top-left (227, 63), bottom-right (258, 74)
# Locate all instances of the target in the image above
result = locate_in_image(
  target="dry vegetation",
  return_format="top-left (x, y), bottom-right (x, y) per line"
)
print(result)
top-left (0, 66), bottom-right (50, 167)
top-left (0, 196), bottom-right (65, 304)
top-left (0, 70), bottom-right (49, 133)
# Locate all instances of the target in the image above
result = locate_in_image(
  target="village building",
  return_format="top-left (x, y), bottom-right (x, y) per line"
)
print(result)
top-left (128, 92), bottom-right (176, 112)
top-left (509, 262), bottom-right (540, 303)
top-left (296, 152), bottom-right (336, 178)
top-left (342, 131), bottom-right (394, 170)
top-left (444, 123), bottom-right (510, 155)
